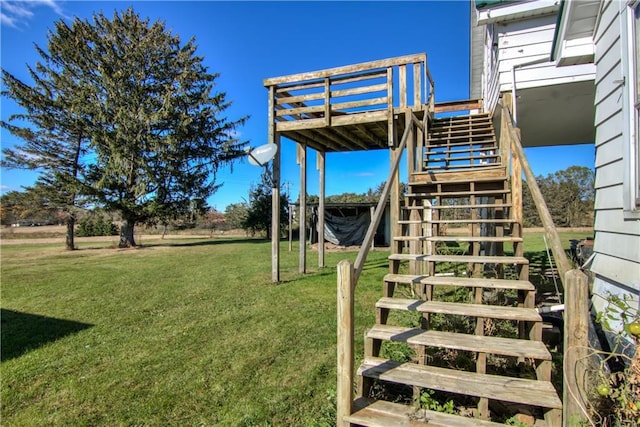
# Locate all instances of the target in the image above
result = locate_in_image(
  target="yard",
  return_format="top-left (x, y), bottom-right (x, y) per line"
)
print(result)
top-left (0, 229), bottom-right (592, 425)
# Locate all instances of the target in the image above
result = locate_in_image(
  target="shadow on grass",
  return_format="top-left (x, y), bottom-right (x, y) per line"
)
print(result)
top-left (1, 309), bottom-right (93, 361)
top-left (135, 237), bottom-right (268, 249)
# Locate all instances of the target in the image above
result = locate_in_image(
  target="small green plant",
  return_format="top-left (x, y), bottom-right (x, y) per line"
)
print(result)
top-left (418, 389), bottom-right (456, 414)
top-left (584, 293), bottom-right (640, 426)
top-left (504, 415), bottom-right (534, 426)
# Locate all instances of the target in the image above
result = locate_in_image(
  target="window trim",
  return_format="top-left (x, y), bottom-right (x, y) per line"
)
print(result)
top-left (622, 0), bottom-right (640, 218)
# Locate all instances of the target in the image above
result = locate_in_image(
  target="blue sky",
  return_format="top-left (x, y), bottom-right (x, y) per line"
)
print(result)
top-left (1, 0), bottom-right (595, 211)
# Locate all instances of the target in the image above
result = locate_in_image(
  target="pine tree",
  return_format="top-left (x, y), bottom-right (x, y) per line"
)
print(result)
top-left (2, 8), bottom-right (247, 248)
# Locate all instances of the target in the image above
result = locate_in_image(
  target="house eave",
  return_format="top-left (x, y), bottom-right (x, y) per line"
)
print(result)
top-left (476, 0), bottom-right (561, 25)
top-left (552, 0), bottom-right (601, 66)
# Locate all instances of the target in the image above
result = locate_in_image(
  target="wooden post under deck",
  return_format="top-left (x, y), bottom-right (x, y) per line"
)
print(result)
top-left (318, 150), bottom-right (326, 268)
top-left (298, 143), bottom-right (307, 274)
top-left (270, 86), bottom-right (280, 283)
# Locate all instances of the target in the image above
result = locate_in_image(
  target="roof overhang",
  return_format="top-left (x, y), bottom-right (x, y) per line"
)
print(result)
top-left (552, 0), bottom-right (601, 66)
top-left (476, 0), bottom-right (561, 25)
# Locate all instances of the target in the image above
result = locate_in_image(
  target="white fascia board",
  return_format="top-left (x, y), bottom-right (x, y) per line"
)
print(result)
top-left (556, 36), bottom-right (596, 66)
top-left (477, 0), bottom-right (561, 25)
top-left (552, 0), bottom-right (599, 63)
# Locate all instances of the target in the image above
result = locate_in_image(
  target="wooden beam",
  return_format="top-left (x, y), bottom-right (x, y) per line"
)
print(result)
top-left (298, 143), bottom-right (307, 274)
top-left (433, 99), bottom-right (483, 114)
top-left (264, 53), bottom-right (426, 86)
top-left (270, 85), bottom-right (280, 283)
top-left (318, 150), bottom-right (326, 268)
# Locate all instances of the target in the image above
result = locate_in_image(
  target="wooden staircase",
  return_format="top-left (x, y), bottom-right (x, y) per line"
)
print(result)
top-left (346, 113), bottom-right (562, 426)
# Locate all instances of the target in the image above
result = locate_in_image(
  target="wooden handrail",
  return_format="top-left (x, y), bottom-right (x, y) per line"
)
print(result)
top-left (264, 53), bottom-right (427, 87)
top-left (501, 102), bottom-right (572, 286)
top-left (353, 112), bottom-right (415, 285)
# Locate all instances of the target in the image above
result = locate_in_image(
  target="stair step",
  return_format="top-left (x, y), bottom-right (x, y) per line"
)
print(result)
top-left (426, 219), bottom-right (517, 224)
top-left (393, 235), bottom-right (430, 242)
top-left (425, 146), bottom-right (497, 156)
top-left (424, 236), bottom-right (522, 243)
top-left (358, 357), bottom-right (562, 409)
top-left (407, 189), bottom-right (509, 197)
top-left (427, 203), bottom-right (511, 209)
top-left (408, 171), bottom-right (507, 187)
top-left (426, 138), bottom-right (497, 148)
top-left (375, 297), bottom-right (542, 321)
top-left (367, 324), bottom-right (551, 360)
top-left (383, 274), bottom-right (534, 291)
top-left (428, 136), bottom-right (497, 146)
top-left (347, 398), bottom-right (504, 427)
top-left (425, 163), bottom-right (502, 171)
top-left (388, 254), bottom-right (529, 265)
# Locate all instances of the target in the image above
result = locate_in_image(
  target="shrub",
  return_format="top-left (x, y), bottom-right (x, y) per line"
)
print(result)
top-left (76, 217), bottom-right (118, 237)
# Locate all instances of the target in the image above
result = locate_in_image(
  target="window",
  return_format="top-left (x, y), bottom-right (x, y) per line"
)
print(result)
top-left (623, 0), bottom-right (640, 216)
top-left (634, 3), bottom-right (640, 208)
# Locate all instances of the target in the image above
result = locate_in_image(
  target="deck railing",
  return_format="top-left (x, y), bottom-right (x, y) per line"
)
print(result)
top-left (264, 54), bottom-right (434, 135)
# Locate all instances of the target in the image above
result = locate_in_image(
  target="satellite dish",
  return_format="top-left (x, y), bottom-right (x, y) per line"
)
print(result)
top-left (246, 143), bottom-right (277, 167)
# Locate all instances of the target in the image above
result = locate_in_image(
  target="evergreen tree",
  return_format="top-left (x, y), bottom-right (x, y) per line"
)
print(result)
top-left (244, 166), bottom-right (288, 239)
top-left (2, 9), bottom-right (247, 248)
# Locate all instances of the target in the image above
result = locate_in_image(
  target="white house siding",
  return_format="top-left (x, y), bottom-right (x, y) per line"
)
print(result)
top-left (591, 0), bottom-right (640, 323)
top-left (495, 14), bottom-right (595, 92)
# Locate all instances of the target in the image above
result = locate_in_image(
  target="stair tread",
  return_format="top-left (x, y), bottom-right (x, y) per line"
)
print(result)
top-left (407, 189), bottom-right (509, 197)
top-left (367, 324), bottom-right (551, 360)
top-left (424, 236), bottom-right (522, 243)
top-left (358, 357), bottom-right (562, 409)
top-left (383, 274), bottom-right (534, 290)
top-left (347, 398), bottom-right (504, 427)
top-left (425, 219), bottom-right (517, 224)
top-left (402, 204), bottom-right (512, 210)
top-left (408, 172), bottom-right (507, 186)
top-left (376, 297), bottom-right (542, 321)
top-left (388, 253), bottom-right (529, 264)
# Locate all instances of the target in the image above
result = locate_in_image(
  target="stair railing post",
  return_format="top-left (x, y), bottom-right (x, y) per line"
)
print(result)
top-left (562, 268), bottom-right (590, 427)
top-left (337, 260), bottom-right (355, 427)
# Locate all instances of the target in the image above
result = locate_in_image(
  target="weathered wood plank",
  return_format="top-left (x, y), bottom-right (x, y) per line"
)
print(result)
top-left (424, 236), bottom-right (522, 243)
top-left (347, 398), bottom-right (504, 427)
top-left (410, 167), bottom-right (506, 184)
top-left (375, 298), bottom-right (541, 321)
top-left (331, 83), bottom-right (387, 98)
top-left (367, 325), bottom-right (550, 360)
top-left (332, 97), bottom-right (387, 111)
top-left (433, 99), bottom-right (484, 113)
top-left (383, 274), bottom-right (533, 290)
top-left (264, 53), bottom-right (426, 86)
top-left (358, 357), bottom-right (561, 408)
top-left (426, 254), bottom-right (528, 264)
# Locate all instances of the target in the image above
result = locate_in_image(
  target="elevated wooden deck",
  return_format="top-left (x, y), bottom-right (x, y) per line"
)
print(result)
top-left (263, 54), bottom-right (433, 152)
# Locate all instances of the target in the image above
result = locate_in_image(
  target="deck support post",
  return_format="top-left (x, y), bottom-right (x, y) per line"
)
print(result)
top-left (298, 143), bottom-right (307, 274)
top-left (337, 260), bottom-right (354, 427)
top-left (318, 150), bottom-right (326, 268)
top-left (270, 86), bottom-right (280, 283)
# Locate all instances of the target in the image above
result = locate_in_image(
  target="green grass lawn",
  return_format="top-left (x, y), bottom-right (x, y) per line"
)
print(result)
top-left (1, 237), bottom-right (388, 426)
top-left (1, 231), bottom-right (590, 425)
